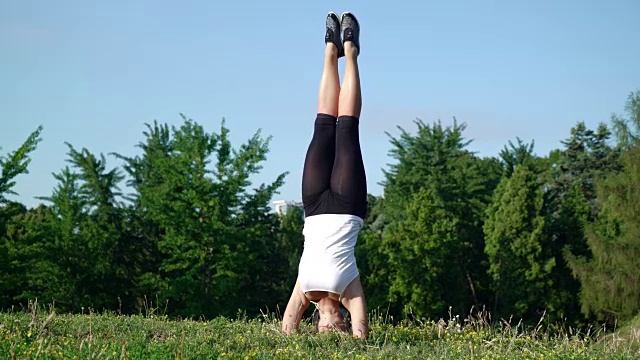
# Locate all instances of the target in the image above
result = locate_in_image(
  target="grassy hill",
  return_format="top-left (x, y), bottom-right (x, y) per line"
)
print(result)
top-left (597, 313), bottom-right (640, 353)
top-left (1, 306), bottom-right (638, 359)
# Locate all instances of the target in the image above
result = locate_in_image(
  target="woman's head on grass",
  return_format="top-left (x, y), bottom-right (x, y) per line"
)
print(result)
top-left (315, 298), bottom-right (347, 334)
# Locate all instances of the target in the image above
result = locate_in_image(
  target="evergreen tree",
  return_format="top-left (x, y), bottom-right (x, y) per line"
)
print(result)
top-left (384, 185), bottom-right (462, 317)
top-left (3, 205), bottom-right (69, 306)
top-left (499, 137), bottom-right (536, 178)
top-left (0, 126), bottom-right (43, 309)
top-left (35, 144), bottom-right (132, 311)
top-left (0, 202), bottom-right (28, 308)
top-left (484, 165), bottom-right (554, 320)
top-left (376, 119), bottom-right (500, 318)
top-left (545, 122), bottom-right (620, 323)
top-left (0, 126), bottom-right (43, 204)
top-left (553, 122), bottom-right (620, 217)
top-left (66, 144), bottom-right (131, 310)
top-left (566, 145), bottom-right (640, 323)
top-left (36, 167), bottom-right (87, 310)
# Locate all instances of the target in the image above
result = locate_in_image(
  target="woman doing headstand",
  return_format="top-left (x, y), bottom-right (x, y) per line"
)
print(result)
top-left (282, 11), bottom-right (368, 339)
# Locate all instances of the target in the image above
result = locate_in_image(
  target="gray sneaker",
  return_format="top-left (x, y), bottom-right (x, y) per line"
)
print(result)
top-left (325, 12), bottom-right (344, 58)
top-left (341, 12), bottom-right (360, 55)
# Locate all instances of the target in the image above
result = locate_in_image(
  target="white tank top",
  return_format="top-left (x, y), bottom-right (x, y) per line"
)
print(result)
top-left (297, 214), bottom-right (363, 297)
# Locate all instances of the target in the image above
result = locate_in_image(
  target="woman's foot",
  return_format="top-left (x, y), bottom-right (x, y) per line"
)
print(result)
top-left (341, 12), bottom-right (360, 56)
top-left (325, 12), bottom-right (344, 58)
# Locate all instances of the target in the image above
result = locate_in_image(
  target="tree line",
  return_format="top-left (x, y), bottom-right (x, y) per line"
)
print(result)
top-left (1, 91), bottom-right (639, 327)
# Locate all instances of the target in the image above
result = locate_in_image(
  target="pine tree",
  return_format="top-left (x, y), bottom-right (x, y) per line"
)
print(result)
top-left (565, 145), bottom-right (640, 323)
top-left (0, 126), bottom-right (43, 308)
top-left (484, 165), bottom-right (554, 320)
top-left (0, 126), bottom-right (43, 204)
top-left (384, 185), bottom-right (462, 317)
top-left (376, 119), bottom-right (500, 318)
top-left (545, 122), bottom-right (620, 323)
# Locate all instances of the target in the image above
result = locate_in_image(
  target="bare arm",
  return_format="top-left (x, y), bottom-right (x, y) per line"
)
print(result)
top-left (341, 276), bottom-right (368, 339)
top-left (282, 281), bottom-right (310, 334)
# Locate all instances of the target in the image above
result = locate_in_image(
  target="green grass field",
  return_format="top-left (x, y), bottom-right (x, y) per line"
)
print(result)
top-left (1, 305), bottom-right (638, 359)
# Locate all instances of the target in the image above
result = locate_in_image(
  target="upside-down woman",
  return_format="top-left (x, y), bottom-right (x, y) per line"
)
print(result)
top-left (282, 11), bottom-right (368, 339)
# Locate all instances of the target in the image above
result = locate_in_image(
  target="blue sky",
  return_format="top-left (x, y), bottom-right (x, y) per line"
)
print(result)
top-left (2, 0), bottom-right (639, 208)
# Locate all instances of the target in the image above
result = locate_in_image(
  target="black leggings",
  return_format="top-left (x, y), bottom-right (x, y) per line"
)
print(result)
top-left (302, 113), bottom-right (367, 219)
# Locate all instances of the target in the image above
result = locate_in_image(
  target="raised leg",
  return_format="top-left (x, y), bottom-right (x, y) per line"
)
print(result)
top-left (302, 42), bottom-right (341, 207)
top-left (337, 41), bottom-right (361, 118)
top-left (317, 43), bottom-right (340, 117)
top-left (330, 14), bottom-right (367, 219)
